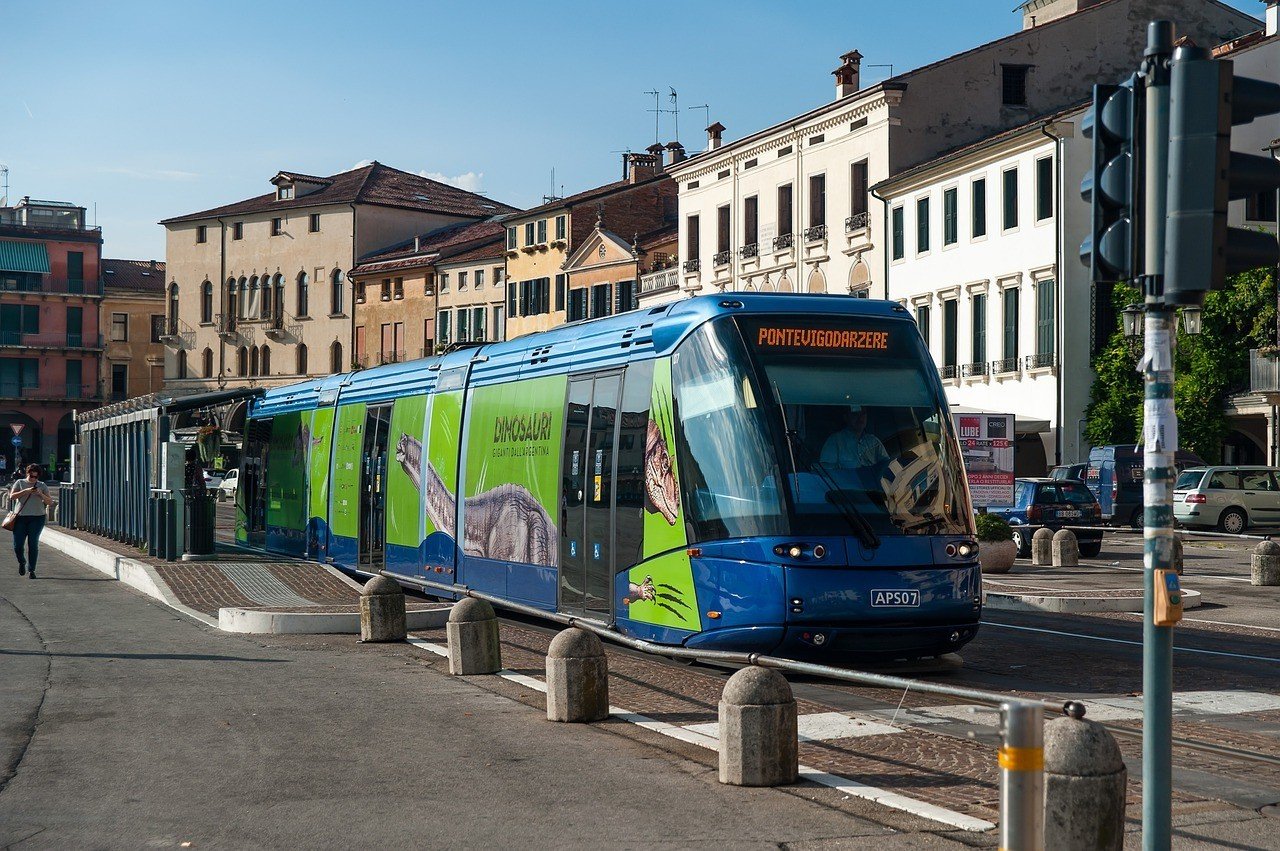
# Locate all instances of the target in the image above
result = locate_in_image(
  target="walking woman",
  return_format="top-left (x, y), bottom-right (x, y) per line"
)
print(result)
top-left (8, 465), bottom-right (53, 579)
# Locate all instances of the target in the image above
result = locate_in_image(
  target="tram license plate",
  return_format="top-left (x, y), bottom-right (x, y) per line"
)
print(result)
top-left (871, 589), bottom-right (920, 607)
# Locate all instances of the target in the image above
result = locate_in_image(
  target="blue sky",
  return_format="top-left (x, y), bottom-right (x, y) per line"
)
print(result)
top-left (3, 0), bottom-right (1260, 260)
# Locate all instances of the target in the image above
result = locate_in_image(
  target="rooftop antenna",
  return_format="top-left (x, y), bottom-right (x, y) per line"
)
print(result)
top-left (0, 165), bottom-right (8, 207)
top-left (542, 167), bottom-right (561, 205)
top-left (669, 88), bottom-right (680, 145)
top-left (865, 63), bottom-right (894, 83)
top-left (688, 103), bottom-right (710, 133)
top-left (644, 90), bottom-right (661, 145)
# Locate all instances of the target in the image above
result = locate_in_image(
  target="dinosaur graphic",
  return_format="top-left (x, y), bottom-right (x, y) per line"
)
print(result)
top-left (394, 433), bottom-right (558, 566)
top-left (644, 418), bottom-right (679, 526)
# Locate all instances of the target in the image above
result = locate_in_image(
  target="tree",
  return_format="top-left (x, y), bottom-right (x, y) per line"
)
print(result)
top-left (1085, 269), bottom-right (1276, 460)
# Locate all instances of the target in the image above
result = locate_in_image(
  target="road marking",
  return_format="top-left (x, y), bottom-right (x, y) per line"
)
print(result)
top-left (901, 690), bottom-right (1280, 726)
top-left (1181, 617), bottom-right (1280, 635)
top-left (406, 636), bottom-right (992, 832)
top-left (1079, 563), bottom-right (1252, 583)
top-left (683, 712), bottom-right (901, 742)
top-left (982, 621), bottom-right (1280, 663)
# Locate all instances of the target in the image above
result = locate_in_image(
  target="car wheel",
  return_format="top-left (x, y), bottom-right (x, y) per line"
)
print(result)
top-left (1128, 508), bottom-right (1143, 529)
top-left (1218, 507), bottom-right (1247, 535)
top-left (1011, 528), bottom-right (1030, 558)
top-left (1079, 540), bottom-right (1102, 558)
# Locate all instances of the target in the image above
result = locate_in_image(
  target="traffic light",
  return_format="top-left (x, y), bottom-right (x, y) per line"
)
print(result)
top-left (1164, 47), bottom-right (1280, 306)
top-left (1081, 78), bottom-right (1141, 283)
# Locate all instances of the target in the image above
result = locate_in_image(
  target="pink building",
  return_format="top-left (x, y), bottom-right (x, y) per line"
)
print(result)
top-left (0, 197), bottom-right (104, 475)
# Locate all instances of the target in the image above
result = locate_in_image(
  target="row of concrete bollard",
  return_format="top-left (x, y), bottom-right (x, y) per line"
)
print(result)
top-left (1030, 528), bottom-right (1084, 568)
top-left (359, 578), bottom-right (1127, 848)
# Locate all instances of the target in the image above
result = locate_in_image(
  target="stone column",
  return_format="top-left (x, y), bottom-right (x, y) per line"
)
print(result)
top-left (718, 667), bottom-right (798, 787)
top-left (359, 575), bottom-right (407, 642)
top-left (1052, 529), bottom-right (1079, 567)
top-left (545, 628), bottom-right (610, 722)
top-left (1043, 716), bottom-right (1127, 850)
top-left (446, 598), bottom-right (502, 675)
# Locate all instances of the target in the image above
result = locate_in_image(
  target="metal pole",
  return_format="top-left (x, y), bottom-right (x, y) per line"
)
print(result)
top-left (1142, 20), bottom-right (1175, 850)
top-left (999, 701), bottom-right (1045, 851)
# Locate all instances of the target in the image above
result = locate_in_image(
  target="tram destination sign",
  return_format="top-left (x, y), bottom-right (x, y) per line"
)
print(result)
top-left (952, 412), bottom-right (1015, 507)
top-left (754, 326), bottom-right (891, 352)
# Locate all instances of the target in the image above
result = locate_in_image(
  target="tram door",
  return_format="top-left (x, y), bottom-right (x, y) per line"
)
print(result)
top-left (243, 417), bottom-right (272, 549)
top-left (358, 404), bottom-right (392, 570)
top-left (559, 374), bottom-right (620, 617)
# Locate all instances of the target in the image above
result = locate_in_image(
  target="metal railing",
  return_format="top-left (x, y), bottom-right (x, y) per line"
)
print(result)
top-left (803, 224), bottom-right (827, 242)
top-left (740, 242), bottom-right (759, 259)
top-left (386, 570), bottom-right (1058, 848)
top-left (0, 277), bottom-right (102, 296)
top-left (961, 362), bottom-right (988, 378)
top-left (0, 331), bottom-right (104, 349)
top-left (215, 312), bottom-right (237, 337)
top-left (939, 364), bottom-right (957, 379)
top-left (378, 350), bottom-right (407, 365)
top-left (712, 249), bottom-right (732, 267)
top-left (773, 233), bottom-right (794, 251)
top-left (991, 357), bottom-right (1020, 375)
top-left (640, 268), bottom-right (679, 293)
top-left (846, 211), bottom-right (871, 232)
top-left (0, 381), bottom-right (99, 401)
top-left (1250, 349), bottom-right (1280, 393)
top-left (683, 258), bottom-right (701, 274)
top-left (1026, 351), bottom-right (1056, 369)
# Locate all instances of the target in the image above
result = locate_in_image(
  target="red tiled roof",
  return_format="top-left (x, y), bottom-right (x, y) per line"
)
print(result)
top-left (349, 218), bottom-right (508, 276)
top-left (102, 258), bottom-right (166, 294)
top-left (160, 162), bottom-right (517, 224)
top-left (509, 173), bottom-right (670, 221)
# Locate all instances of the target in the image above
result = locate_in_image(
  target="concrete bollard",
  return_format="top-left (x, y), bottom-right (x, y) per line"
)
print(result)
top-left (718, 667), bottom-right (798, 787)
top-left (446, 598), bottom-right (502, 675)
top-left (1052, 529), bottom-right (1079, 567)
top-left (359, 575), bottom-right (407, 642)
top-left (545, 628), bottom-right (610, 723)
top-left (1031, 527), bottom-right (1054, 566)
top-left (1252, 540), bottom-right (1280, 586)
top-left (1043, 716), bottom-right (1127, 851)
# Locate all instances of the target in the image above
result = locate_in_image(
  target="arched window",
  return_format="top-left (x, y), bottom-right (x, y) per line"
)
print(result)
top-left (273, 274), bottom-right (285, 322)
top-left (201, 281), bottom-right (213, 324)
top-left (260, 345), bottom-right (271, 376)
top-left (176, 349), bottom-right (188, 379)
top-left (261, 273), bottom-right (273, 319)
top-left (168, 282), bottom-right (179, 327)
top-left (297, 271), bottom-right (310, 317)
top-left (330, 340), bottom-right (343, 374)
top-left (237, 346), bottom-right (248, 377)
top-left (248, 276), bottom-right (260, 319)
top-left (296, 343), bottom-right (308, 376)
top-left (805, 268), bottom-right (825, 294)
top-left (225, 277), bottom-right (237, 325)
top-left (202, 347), bottom-right (213, 378)
top-left (236, 277), bottom-right (247, 319)
top-left (330, 269), bottom-right (344, 315)
top-left (250, 345), bottom-right (260, 376)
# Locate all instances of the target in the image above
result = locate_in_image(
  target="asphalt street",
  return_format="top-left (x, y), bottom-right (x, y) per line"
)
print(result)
top-left (0, 547), bottom-right (970, 850)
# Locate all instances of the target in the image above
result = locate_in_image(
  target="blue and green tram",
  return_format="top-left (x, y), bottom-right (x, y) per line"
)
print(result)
top-left (238, 294), bottom-right (982, 660)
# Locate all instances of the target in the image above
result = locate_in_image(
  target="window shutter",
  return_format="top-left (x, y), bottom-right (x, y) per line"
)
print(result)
top-left (540, 277), bottom-right (551, 314)
top-left (507, 280), bottom-right (517, 317)
top-left (519, 281), bottom-right (529, 316)
top-left (555, 274), bottom-right (566, 311)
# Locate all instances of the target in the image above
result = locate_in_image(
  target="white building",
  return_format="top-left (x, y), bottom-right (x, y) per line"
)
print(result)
top-left (664, 0), bottom-right (1255, 308)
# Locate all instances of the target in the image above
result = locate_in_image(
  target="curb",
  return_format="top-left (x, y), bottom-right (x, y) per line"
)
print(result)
top-left (218, 606), bottom-right (451, 635)
top-left (983, 587), bottom-right (1203, 614)
top-left (39, 527), bottom-right (218, 627)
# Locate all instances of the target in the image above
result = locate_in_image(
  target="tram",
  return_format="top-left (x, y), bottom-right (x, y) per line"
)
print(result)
top-left (237, 294), bottom-right (981, 660)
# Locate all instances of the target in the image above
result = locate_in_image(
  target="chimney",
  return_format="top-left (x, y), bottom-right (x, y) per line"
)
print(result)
top-left (833, 50), bottom-right (862, 99)
top-left (705, 122), bottom-right (726, 152)
top-left (414, 235), bottom-right (421, 252)
top-left (664, 141), bottom-right (686, 166)
top-left (646, 143), bottom-right (666, 173)
top-left (148, 259), bottom-right (156, 270)
top-left (625, 152), bottom-right (659, 184)
top-left (1268, 0), bottom-right (1278, 37)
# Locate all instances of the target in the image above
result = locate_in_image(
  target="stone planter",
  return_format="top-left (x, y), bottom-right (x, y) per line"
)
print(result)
top-left (979, 539), bottom-right (1017, 574)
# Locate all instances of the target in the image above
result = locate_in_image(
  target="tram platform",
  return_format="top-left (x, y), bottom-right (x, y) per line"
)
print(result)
top-left (38, 525), bottom-right (449, 633)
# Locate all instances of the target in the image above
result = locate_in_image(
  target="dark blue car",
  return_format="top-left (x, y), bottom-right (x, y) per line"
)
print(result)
top-left (989, 478), bottom-right (1104, 558)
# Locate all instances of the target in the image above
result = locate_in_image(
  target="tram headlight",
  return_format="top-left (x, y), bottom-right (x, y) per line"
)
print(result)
top-left (812, 544), bottom-right (826, 559)
top-left (787, 544), bottom-right (804, 559)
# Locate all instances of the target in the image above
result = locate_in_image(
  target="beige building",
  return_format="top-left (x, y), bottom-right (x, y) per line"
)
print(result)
top-left (562, 220), bottom-right (677, 321)
top-left (348, 218), bottom-right (509, 364)
top-left (502, 153), bottom-right (677, 339)
top-left (101, 259), bottom-right (166, 401)
top-left (161, 162), bottom-right (513, 390)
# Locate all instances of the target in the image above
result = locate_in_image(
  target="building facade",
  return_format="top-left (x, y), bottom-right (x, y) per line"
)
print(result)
top-left (562, 220), bottom-right (677, 321)
top-left (0, 197), bottom-right (104, 473)
top-left (502, 154), bottom-right (677, 339)
top-left (161, 162), bottom-right (514, 394)
top-left (434, 241), bottom-right (507, 350)
top-left (101, 259), bottom-right (166, 401)
top-left (666, 0), bottom-right (1255, 307)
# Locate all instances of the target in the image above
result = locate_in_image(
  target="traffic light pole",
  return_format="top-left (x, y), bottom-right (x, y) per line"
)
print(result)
top-left (1141, 21), bottom-right (1175, 851)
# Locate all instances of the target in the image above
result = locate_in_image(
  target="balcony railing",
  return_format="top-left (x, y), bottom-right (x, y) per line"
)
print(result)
top-left (0, 277), bottom-right (102, 296)
top-left (0, 331), bottom-right (103, 350)
top-left (1026, 351), bottom-right (1057, 370)
top-left (773, 233), bottom-right (794, 251)
top-left (939, 364), bottom-right (957, 379)
top-left (712, 250), bottom-right (732, 267)
top-left (683, 259), bottom-right (701, 274)
top-left (803, 224), bottom-right (827, 243)
top-left (846, 211), bottom-right (871, 232)
top-left (215, 313), bottom-right (237, 339)
top-left (0, 381), bottom-right (100, 401)
top-left (640, 268), bottom-right (680, 294)
top-left (991, 357), bottom-right (1020, 375)
top-left (961, 362), bottom-right (989, 378)
top-left (378, 351), bottom-right (407, 365)
top-left (740, 242), bottom-right (759, 259)
top-left (1250, 349), bottom-right (1280, 393)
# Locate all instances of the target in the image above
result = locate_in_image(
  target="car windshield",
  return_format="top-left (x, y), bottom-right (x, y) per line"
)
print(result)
top-left (1175, 470), bottom-right (1204, 490)
top-left (1036, 482), bottom-right (1095, 504)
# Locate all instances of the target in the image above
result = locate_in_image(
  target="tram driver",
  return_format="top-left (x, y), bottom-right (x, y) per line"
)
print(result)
top-left (820, 405), bottom-right (889, 471)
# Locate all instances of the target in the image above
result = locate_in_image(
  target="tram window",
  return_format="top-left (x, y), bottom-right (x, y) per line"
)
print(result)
top-left (615, 361), bottom-right (654, 570)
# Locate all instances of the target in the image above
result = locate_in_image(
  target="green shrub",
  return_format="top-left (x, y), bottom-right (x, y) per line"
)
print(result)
top-left (974, 512), bottom-right (1012, 543)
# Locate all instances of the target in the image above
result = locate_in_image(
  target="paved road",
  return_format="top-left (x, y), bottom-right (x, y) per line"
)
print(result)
top-left (0, 548), bottom-right (968, 850)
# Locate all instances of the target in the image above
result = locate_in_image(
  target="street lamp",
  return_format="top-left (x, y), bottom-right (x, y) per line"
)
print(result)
top-left (1122, 303), bottom-right (1143, 338)
top-left (1181, 305), bottom-right (1203, 336)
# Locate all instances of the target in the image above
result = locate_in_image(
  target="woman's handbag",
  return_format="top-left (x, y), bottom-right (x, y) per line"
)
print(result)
top-left (2, 488), bottom-right (36, 531)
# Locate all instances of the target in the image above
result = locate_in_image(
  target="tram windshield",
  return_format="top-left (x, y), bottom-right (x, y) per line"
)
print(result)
top-left (670, 315), bottom-right (970, 542)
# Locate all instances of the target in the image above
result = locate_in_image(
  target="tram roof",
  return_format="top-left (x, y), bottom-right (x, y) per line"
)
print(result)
top-left (249, 294), bottom-right (908, 417)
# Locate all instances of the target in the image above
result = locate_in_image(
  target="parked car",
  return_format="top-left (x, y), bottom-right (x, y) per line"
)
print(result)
top-left (217, 468), bottom-right (239, 502)
top-left (989, 478), bottom-right (1104, 558)
top-left (1050, 463), bottom-right (1087, 481)
top-left (1085, 445), bottom-right (1204, 527)
top-left (1174, 466), bottom-right (1280, 533)
top-left (203, 469), bottom-right (224, 489)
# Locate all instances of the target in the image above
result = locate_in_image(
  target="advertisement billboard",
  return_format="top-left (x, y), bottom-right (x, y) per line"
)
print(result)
top-left (954, 412), bottom-right (1015, 507)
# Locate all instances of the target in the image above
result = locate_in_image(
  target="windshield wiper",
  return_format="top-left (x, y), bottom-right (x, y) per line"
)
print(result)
top-left (771, 382), bottom-right (880, 550)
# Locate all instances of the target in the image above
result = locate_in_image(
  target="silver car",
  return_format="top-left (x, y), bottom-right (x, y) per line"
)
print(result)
top-left (1174, 466), bottom-right (1280, 533)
